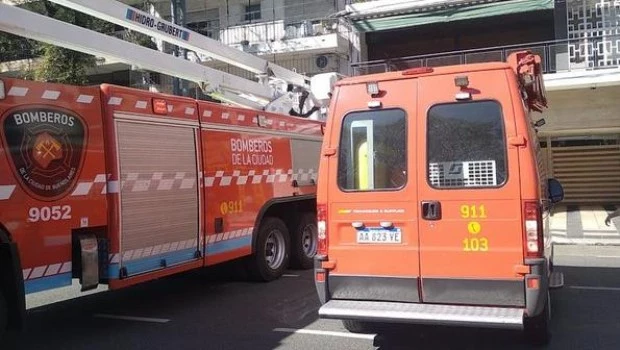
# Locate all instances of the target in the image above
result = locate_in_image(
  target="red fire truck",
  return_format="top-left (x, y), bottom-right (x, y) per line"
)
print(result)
top-left (0, 76), bottom-right (323, 335)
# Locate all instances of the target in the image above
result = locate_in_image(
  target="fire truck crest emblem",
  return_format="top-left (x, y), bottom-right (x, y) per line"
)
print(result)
top-left (1, 106), bottom-right (87, 201)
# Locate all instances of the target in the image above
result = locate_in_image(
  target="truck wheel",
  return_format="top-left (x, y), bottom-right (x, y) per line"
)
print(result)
top-left (524, 292), bottom-right (551, 346)
top-left (342, 320), bottom-right (374, 334)
top-left (0, 289), bottom-right (7, 340)
top-left (247, 217), bottom-right (290, 282)
top-left (290, 212), bottom-right (317, 270)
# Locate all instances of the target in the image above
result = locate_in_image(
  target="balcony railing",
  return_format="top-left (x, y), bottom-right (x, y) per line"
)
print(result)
top-left (217, 18), bottom-right (345, 47)
top-left (351, 35), bottom-right (620, 76)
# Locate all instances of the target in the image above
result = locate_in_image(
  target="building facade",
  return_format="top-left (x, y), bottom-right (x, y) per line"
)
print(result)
top-left (128, 0), bottom-right (356, 91)
top-left (1, 0), bottom-right (618, 203)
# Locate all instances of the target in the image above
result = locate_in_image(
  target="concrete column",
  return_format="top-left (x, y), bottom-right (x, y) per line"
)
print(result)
top-left (554, 0), bottom-right (569, 72)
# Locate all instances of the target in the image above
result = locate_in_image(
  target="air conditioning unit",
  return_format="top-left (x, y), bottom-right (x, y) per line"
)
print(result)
top-left (314, 54), bottom-right (339, 71)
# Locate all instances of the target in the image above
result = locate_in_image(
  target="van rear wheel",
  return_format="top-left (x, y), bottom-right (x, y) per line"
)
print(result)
top-left (342, 320), bottom-right (375, 334)
top-left (524, 292), bottom-right (551, 346)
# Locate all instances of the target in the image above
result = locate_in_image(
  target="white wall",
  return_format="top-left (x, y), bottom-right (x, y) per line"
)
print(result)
top-left (178, 0), bottom-right (340, 27)
top-left (210, 52), bottom-right (346, 78)
top-left (540, 86), bottom-right (620, 134)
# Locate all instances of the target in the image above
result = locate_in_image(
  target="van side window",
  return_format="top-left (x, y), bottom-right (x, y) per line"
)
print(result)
top-left (338, 109), bottom-right (407, 191)
top-left (427, 100), bottom-right (507, 189)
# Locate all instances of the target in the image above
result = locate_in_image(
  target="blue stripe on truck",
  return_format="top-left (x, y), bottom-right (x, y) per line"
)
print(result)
top-left (205, 236), bottom-right (252, 256)
top-left (107, 247), bottom-right (198, 279)
top-left (25, 273), bottom-right (72, 294)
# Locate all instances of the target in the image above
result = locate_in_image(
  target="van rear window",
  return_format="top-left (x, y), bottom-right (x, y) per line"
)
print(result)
top-left (427, 100), bottom-right (507, 189)
top-left (338, 109), bottom-right (407, 191)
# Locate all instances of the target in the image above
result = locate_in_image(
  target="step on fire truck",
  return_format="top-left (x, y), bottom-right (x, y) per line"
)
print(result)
top-left (0, 0), bottom-right (338, 337)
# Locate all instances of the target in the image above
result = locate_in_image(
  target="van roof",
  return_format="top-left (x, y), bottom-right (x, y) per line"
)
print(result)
top-left (339, 61), bottom-right (512, 86)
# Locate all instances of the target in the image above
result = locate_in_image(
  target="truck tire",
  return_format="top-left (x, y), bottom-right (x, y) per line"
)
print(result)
top-left (0, 288), bottom-right (7, 340)
top-left (290, 212), bottom-right (317, 270)
top-left (247, 217), bottom-right (290, 282)
top-left (524, 292), bottom-right (551, 346)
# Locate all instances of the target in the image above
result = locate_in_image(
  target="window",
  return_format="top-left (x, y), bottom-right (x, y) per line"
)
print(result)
top-left (338, 109), bottom-right (407, 191)
top-left (427, 100), bottom-right (507, 189)
top-left (186, 19), bottom-right (220, 40)
top-left (245, 4), bottom-right (261, 21)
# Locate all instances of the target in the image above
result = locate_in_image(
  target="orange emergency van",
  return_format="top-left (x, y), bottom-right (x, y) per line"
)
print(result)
top-left (314, 51), bottom-right (565, 344)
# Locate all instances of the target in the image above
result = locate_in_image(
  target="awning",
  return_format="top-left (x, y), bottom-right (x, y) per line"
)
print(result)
top-left (350, 0), bottom-right (555, 32)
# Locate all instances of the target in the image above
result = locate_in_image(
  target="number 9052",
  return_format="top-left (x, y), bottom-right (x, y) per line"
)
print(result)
top-left (28, 205), bottom-right (72, 222)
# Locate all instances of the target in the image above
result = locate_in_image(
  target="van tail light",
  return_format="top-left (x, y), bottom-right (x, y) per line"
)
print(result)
top-left (317, 203), bottom-right (328, 256)
top-left (523, 201), bottom-right (543, 258)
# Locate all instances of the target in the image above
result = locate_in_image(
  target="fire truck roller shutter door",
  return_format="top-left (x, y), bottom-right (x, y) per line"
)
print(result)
top-left (113, 120), bottom-right (200, 278)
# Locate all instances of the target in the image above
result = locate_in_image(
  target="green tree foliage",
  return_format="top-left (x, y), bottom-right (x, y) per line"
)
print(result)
top-left (0, 1), bottom-right (156, 85)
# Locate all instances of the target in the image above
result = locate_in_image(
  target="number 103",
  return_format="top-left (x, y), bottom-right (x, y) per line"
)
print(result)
top-left (463, 237), bottom-right (489, 252)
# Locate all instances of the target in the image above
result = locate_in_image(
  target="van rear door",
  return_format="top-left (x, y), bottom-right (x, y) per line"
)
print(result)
top-left (325, 79), bottom-right (420, 303)
top-left (416, 70), bottom-right (526, 307)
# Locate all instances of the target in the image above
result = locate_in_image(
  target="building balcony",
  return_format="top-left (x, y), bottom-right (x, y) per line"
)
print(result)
top-left (350, 34), bottom-right (620, 91)
top-left (192, 19), bottom-right (351, 59)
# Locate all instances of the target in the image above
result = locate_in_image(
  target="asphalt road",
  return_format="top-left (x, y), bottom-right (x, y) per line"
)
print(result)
top-left (4, 245), bottom-right (620, 350)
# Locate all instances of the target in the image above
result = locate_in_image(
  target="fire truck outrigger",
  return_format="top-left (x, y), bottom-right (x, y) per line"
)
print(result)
top-left (0, 0), bottom-right (338, 338)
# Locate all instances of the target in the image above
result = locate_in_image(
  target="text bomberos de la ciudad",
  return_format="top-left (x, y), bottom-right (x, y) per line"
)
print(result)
top-left (231, 138), bottom-right (274, 166)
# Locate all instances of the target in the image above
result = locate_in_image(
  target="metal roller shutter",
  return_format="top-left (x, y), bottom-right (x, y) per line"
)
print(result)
top-left (545, 139), bottom-right (620, 204)
top-left (116, 120), bottom-right (200, 275)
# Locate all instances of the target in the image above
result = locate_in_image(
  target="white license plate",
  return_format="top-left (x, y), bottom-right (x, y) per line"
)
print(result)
top-left (356, 228), bottom-right (402, 244)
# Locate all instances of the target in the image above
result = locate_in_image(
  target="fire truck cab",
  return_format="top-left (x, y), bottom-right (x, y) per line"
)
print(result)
top-left (314, 52), bottom-right (565, 345)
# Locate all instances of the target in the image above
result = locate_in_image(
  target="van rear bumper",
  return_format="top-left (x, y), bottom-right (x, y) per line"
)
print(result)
top-left (318, 300), bottom-right (524, 330)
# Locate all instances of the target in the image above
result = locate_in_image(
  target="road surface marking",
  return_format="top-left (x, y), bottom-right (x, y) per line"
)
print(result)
top-left (569, 286), bottom-right (620, 292)
top-left (93, 314), bottom-right (170, 323)
top-left (273, 328), bottom-right (375, 340)
top-left (282, 274), bottom-right (299, 277)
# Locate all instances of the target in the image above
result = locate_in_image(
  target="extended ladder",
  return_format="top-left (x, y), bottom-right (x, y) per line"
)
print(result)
top-left (0, 2), bottom-right (334, 119)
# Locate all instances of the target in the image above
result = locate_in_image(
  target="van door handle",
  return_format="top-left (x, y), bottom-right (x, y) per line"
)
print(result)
top-left (422, 201), bottom-right (442, 220)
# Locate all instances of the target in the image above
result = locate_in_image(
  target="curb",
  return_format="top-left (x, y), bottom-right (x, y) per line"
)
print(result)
top-left (552, 239), bottom-right (620, 247)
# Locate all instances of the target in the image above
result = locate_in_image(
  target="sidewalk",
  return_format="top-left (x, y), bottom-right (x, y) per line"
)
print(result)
top-left (550, 204), bottom-right (620, 246)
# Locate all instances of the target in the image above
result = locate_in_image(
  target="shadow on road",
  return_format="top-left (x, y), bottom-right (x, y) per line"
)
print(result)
top-left (4, 259), bottom-right (321, 350)
top-left (374, 265), bottom-right (620, 350)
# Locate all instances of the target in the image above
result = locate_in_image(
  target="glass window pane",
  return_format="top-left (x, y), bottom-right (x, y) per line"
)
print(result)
top-left (338, 109), bottom-right (407, 191)
top-left (427, 100), bottom-right (507, 189)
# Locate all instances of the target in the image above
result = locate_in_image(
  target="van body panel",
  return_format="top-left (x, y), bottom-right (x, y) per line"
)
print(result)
top-left (422, 278), bottom-right (524, 306)
top-left (325, 80), bottom-right (421, 303)
top-left (416, 70), bottom-right (526, 306)
top-left (506, 70), bottom-right (554, 261)
top-left (328, 275), bottom-right (419, 302)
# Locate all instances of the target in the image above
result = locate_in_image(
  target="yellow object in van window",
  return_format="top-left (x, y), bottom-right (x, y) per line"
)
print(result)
top-left (357, 141), bottom-right (369, 190)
